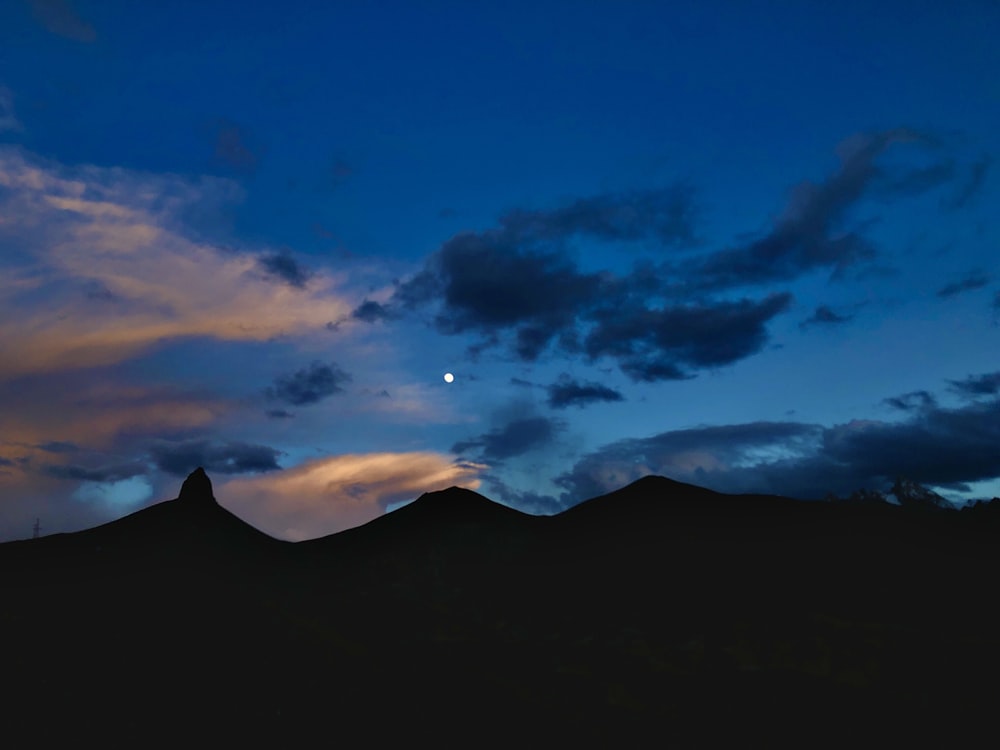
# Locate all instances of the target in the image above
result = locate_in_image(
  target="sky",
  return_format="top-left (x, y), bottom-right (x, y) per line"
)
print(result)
top-left (1, 0), bottom-right (998, 542)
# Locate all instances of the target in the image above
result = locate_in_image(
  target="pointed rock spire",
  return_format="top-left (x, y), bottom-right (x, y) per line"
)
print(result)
top-left (178, 467), bottom-right (216, 504)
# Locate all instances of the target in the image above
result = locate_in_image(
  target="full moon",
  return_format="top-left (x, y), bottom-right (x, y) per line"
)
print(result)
top-left (443, 372), bottom-right (454, 383)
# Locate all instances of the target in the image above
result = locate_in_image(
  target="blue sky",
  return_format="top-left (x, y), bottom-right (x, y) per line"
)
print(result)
top-left (1, 0), bottom-right (998, 540)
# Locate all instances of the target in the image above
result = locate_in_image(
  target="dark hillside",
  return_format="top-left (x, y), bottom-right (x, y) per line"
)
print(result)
top-left (2, 469), bottom-right (999, 746)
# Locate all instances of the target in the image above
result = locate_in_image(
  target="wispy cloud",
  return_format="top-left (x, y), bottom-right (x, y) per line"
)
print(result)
top-left (0, 147), bottom-right (352, 380)
top-left (948, 371), bottom-right (1000, 399)
top-left (684, 129), bottom-right (933, 291)
top-left (546, 375), bottom-right (624, 409)
top-left (936, 271), bottom-right (991, 299)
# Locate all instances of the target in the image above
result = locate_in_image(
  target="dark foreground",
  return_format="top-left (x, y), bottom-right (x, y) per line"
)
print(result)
top-left (2, 470), bottom-right (998, 747)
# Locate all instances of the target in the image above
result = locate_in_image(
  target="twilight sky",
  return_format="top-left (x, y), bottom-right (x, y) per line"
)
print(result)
top-left (1, 0), bottom-right (998, 541)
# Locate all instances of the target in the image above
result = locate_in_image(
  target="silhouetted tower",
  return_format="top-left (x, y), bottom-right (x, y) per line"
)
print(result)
top-left (32, 518), bottom-right (40, 539)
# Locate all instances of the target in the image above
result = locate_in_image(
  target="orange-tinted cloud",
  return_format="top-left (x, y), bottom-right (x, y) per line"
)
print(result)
top-left (0, 147), bottom-right (352, 380)
top-left (218, 452), bottom-right (488, 541)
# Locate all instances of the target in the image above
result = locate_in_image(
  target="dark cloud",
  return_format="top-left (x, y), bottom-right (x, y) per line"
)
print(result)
top-left (212, 119), bottom-right (261, 174)
top-left (382, 132), bottom-right (942, 378)
top-left (936, 271), bottom-right (990, 299)
top-left (555, 394), bottom-right (1000, 503)
top-left (0, 456), bottom-right (15, 467)
top-left (395, 229), bottom-right (606, 360)
top-left (685, 129), bottom-right (929, 291)
top-left (266, 361), bottom-right (351, 406)
top-left (41, 462), bottom-right (147, 483)
top-left (583, 292), bottom-right (792, 378)
top-left (150, 440), bottom-right (282, 477)
top-left (451, 416), bottom-right (561, 461)
top-left (945, 155), bottom-right (992, 210)
top-left (883, 390), bottom-right (937, 411)
top-left (265, 409), bottom-right (295, 419)
top-left (800, 305), bottom-right (853, 328)
top-left (948, 371), bottom-right (1000, 399)
top-left (351, 299), bottom-right (394, 323)
top-left (396, 216), bottom-right (791, 376)
top-left (509, 377), bottom-right (535, 388)
top-left (259, 250), bottom-right (312, 288)
top-left (546, 375), bottom-right (624, 409)
top-left (497, 185), bottom-right (699, 248)
top-left (29, 0), bottom-right (96, 42)
top-left (36, 440), bottom-right (79, 453)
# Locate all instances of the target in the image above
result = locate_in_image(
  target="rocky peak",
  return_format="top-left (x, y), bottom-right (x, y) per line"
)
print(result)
top-left (178, 467), bottom-right (216, 504)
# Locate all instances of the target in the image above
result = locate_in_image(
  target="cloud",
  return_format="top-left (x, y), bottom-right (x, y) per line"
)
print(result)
top-left (258, 249), bottom-right (313, 288)
top-left (883, 390), bottom-right (937, 412)
top-left (937, 271), bottom-right (991, 299)
top-left (684, 129), bottom-right (931, 291)
top-left (546, 375), bottom-right (624, 409)
top-left (266, 361), bottom-right (351, 406)
top-left (351, 299), bottom-right (394, 322)
top-left (0, 85), bottom-right (22, 133)
top-left (0, 371), bottom-right (228, 453)
top-left (393, 223), bottom-right (790, 377)
top-left (945, 155), bottom-right (992, 210)
top-left (800, 305), bottom-right (853, 328)
top-left (556, 390), bottom-right (1000, 503)
top-left (395, 228), bottom-right (606, 360)
top-left (583, 292), bottom-right (792, 379)
top-left (28, 0), bottom-right (96, 42)
top-left (265, 409), bottom-right (295, 419)
top-left (150, 439), bottom-right (283, 477)
top-left (0, 146), bottom-right (352, 380)
top-left (40, 461), bottom-right (148, 483)
top-left (948, 371), bottom-right (1000, 399)
top-left (374, 131), bottom-right (940, 380)
top-left (452, 416), bottom-right (562, 461)
top-left (219, 452), bottom-right (487, 540)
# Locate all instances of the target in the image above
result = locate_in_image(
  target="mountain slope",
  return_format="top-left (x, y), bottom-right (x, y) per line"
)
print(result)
top-left (2, 469), bottom-right (1000, 747)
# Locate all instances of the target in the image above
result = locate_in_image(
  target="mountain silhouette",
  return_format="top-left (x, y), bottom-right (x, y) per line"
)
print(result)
top-left (2, 468), bottom-right (999, 746)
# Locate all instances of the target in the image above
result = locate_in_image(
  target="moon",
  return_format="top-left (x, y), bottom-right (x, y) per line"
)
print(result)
top-left (443, 372), bottom-right (454, 383)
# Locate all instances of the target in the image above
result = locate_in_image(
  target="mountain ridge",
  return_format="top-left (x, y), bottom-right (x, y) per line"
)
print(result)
top-left (3, 466), bottom-right (1000, 746)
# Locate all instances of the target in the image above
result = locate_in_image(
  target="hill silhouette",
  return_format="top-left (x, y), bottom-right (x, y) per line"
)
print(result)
top-left (2, 468), bottom-right (999, 746)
